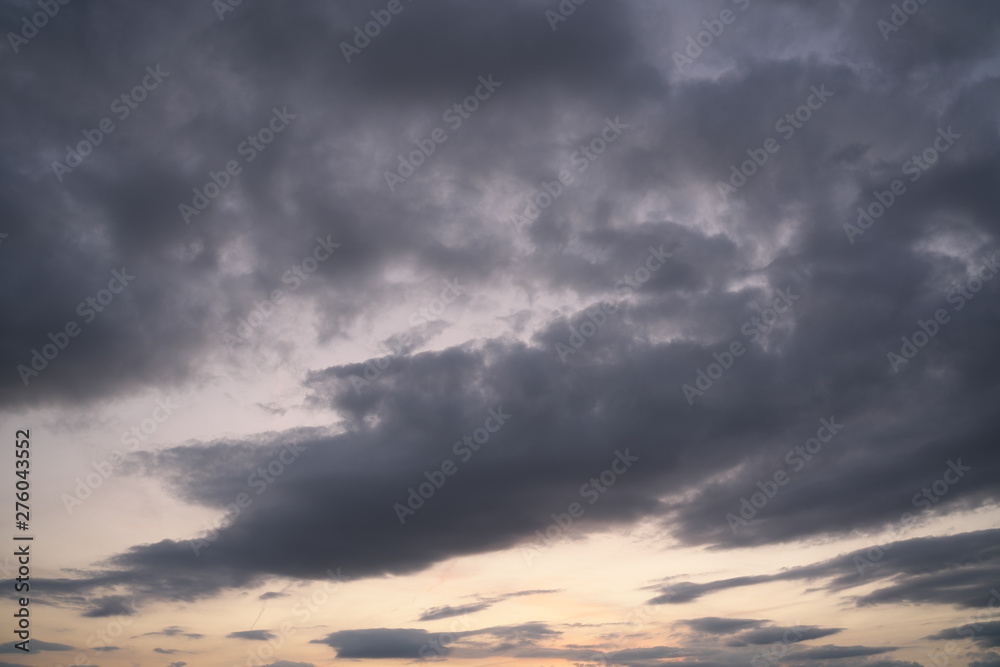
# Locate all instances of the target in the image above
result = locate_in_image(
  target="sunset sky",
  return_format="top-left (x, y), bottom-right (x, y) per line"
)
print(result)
top-left (1, 1), bottom-right (1000, 667)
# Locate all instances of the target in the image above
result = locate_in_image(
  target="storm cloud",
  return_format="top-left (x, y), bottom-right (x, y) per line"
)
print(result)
top-left (3, 0), bottom-right (999, 665)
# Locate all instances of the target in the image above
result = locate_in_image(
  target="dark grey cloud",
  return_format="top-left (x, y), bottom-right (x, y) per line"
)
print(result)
top-left (515, 643), bottom-right (689, 667)
top-left (0, 639), bottom-right (72, 653)
top-left (4, 0), bottom-right (1000, 595)
top-left (29, 388), bottom-right (1000, 613)
top-left (313, 620), bottom-right (665, 665)
top-left (727, 626), bottom-right (842, 647)
top-left (137, 626), bottom-right (203, 639)
top-left (784, 661), bottom-right (920, 667)
top-left (927, 621), bottom-right (1000, 648)
top-left (0, 0), bottom-right (652, 410)
top-left (479, 621), bottom-right (562, 643)
top-left (418, 602), bottom-right (492, 622)
top-left (611, 646), bottom-right (689, 661)
top-left (258, 591), bottom-right (287, 601)
top-left (678, 617), bottom-right (769, 635)
top-left (311, 628), bottom-right (444, 659)
top-left (418, 589), bottom-right (560, 620)
top-left (80, 594), bottom-right (136, 617)
top-left (649, 577), bottom-right (776, 605)
top-left (782, 645), bottom-right (897, 660)
top-left (3, 0), bottom-right (1000, 663)
top-left (506, 588), bottom-right (562, 597)
top-left (648, 529), bottom-right (1000, 608)
top-left (312, 621), bottom-right (560, 659)
top-left (226, 630), bottom-right (276, 641)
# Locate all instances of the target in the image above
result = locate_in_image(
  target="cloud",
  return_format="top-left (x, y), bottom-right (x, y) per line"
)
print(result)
top-left (678, 617), bottom-right (769, 634)
top-left (648, 529), bottom-right (1000, 608)
top-left (927, 621), bottom-right (1000, 648)
top-left (0, 0), bottom-right (646, 411)
top-left (784, 662), bottom-right (920, 667)
top-left (727, 626), bottom-right (842, 646)
top-left (0, 639), bottom-right (73, 653)
top-left (478, 622), bottom-right (562, 642)
top-left (31, 410), bottom-right (1000, 614)
top-left (137, 626), bottom-right (203, 639)
top-left (418, 589), bottom-right (561, 620)
top-left (81, 594), bottom-right (136, 617)
top-left (227, 630), bottom-right (277, 641)
top-left (515, 644), bottom-right (688, 666)
top-left (782, 645), bottom-right (898, 660)
top-left (419, 602), bottom-right (493, 621)
top-left (4, 11), bottom-right (1000, 667)
top-left (313, 622), bottom-right (561, 659)
top-left (606, 646), bottom-right (688, 661)
top-left (312, 628), bottom-right (442, 659)
top-left (258, 591), bottom-right (288, 600)
top-left (504, 588), bottom-right (563, 597)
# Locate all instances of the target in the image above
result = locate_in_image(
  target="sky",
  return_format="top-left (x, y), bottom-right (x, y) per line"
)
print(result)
top-left (1, 0), bottom-right (999, 666)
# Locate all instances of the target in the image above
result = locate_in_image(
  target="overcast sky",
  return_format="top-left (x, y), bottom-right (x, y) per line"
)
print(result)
top-left (2, 1), bottom-right (1000, 667)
